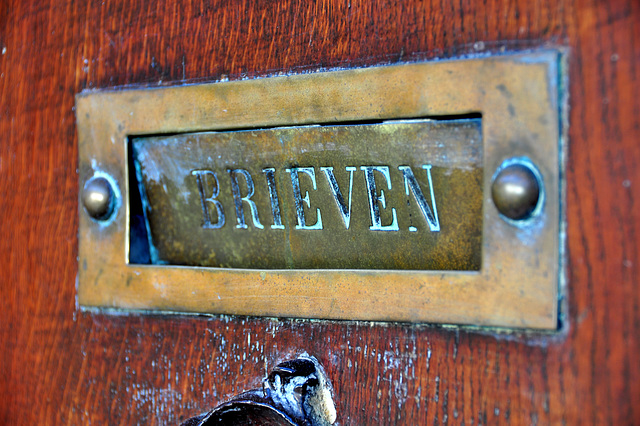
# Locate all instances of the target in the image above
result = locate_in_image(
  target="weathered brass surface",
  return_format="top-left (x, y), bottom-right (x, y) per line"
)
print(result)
top-left (133, 119), bottom-right (482, 270)
top-left (76, 51), bottom-right (563, 329)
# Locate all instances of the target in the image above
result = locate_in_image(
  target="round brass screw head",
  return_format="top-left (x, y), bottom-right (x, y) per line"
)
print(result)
top-left (82, 176), bottom-right (115, 220)
top-left (491, 163), bottom-right (541, 221)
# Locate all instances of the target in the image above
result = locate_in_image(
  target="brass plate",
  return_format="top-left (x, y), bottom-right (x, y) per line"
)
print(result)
top-left (77, 52), bottom-right (563, 329)
top-left (132, 119), bottom-right (483, 270)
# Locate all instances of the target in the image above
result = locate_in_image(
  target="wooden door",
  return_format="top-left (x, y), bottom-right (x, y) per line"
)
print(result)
top-left (1, 0), bottom-right (638, 424)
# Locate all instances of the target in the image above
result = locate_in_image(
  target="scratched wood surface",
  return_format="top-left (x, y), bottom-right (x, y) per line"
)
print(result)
top-left (0, 0), bottom-right (638, 424)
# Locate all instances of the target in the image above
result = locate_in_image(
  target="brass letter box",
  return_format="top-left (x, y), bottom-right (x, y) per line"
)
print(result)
top-left (77, 52), bottom-right (565, 329)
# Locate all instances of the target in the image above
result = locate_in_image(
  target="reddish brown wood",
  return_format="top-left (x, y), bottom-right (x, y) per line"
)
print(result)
top-left (1, 0), bottom-right (639, 424)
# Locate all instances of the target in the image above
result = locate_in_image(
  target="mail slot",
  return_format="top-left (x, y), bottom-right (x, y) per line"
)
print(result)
top-left (76, 52), bottom-right (564, 329)
top-left (129, 119), bottom-right (483, 270)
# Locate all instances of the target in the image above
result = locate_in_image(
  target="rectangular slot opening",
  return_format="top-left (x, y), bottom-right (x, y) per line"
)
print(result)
top-left (128, 116), bottom-right (483, 270)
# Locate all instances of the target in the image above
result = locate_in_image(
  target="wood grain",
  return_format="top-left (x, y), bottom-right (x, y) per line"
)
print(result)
top-left (1, 0), bottom-right (639, 424)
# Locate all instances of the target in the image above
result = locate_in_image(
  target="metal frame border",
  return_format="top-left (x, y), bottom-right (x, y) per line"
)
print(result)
top-left (77, 51), bottom-right (562, 329)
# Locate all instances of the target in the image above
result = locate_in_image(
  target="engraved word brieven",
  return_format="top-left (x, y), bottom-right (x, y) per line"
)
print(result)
top-left (190, 165), bottom-right (440, 232)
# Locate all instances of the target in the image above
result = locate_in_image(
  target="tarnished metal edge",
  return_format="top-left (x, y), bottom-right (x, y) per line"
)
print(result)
top-left (76, 50), bottom-right (565, 330)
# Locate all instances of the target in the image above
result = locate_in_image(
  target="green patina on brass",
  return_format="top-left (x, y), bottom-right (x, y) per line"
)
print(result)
top-left (132, 118), bottom-right (483, 270)
top-left (77, 53), bottom-right (562, 328)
